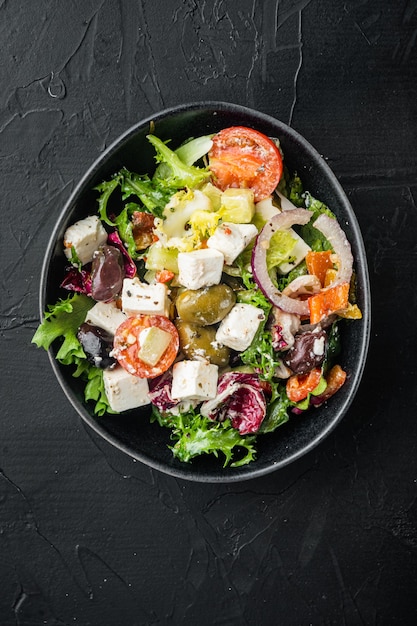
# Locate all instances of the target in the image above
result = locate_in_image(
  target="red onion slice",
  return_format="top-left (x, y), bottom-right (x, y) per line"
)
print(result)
top-left (313, 214), bottom-right (353, 287)
top-left (251, 208), bottom-right (312, 316)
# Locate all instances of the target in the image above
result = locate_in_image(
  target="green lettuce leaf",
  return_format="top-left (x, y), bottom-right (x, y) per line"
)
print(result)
top-left (266, 229), bottom-right (297, 271)
top-left (84, 367), bottom-right (117, 416)
top-left (258, 390), bottom-right (291, 433)
top-left (151, 408), bottom-right (256, 467)
top-left (120, 170), bottom-right (173, 217)
top-left (299, 192), bottom-right (335, 251)
top-left (239, 317), bottom-right (281, 384)
top-left (32, 294), bottom-right (114, 416)
top-left (95, 169), bottom-right (169, 259)
top-left (147, 134), bottom-right (210, 189)
top-left (32, 294), bottom-right (94, 354)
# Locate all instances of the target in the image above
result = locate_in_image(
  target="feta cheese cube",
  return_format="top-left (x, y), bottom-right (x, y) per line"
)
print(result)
top-left (85, 301), bottom-right (127, 335)
top-left (216, 303), bottom-right (265, 352)
top-left (121, 277), bottom-right (171, 317)
top-left (177, 248), bottom-right (224, 290)
top-left (63, 215), bottom-right (108, 265)
top-left (103, 366), bottom-right (150, 412)
top-left (171, 360), bottom-right (218, 401)
top-left (207, 222), bottom-right (258, 265)
top-left (313, 335), bottom-right (325, 356)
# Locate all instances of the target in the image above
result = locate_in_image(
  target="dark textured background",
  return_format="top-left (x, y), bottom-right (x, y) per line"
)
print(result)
top-left (1, 1), bottom-right (417, 624)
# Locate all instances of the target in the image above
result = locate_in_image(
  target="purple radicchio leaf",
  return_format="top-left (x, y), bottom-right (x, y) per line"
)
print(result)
top-left (201, 371), bottom-right (267, 435)
top-left (107, 230), bottom-right (137, 278)
top-left (60, 265), bottom-right (92, 295)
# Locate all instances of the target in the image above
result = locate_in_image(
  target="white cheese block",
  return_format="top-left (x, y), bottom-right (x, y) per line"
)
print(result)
top-left (215, 303), bottom-right (265, 352)
top-left (207, 222), bottom-right (258, 265)
top-left (85, 301), bottom-right (127, 335)
top-left (121, 277), bottom-right (171, 317)
top-left (103, 366), bottom-right (150, 412)
top-left (63, 215), bottom-right (108, 265)
top-left (171, 360), bottom-right (218, 401)
top-left (177, 248), bottom-right (224, 290)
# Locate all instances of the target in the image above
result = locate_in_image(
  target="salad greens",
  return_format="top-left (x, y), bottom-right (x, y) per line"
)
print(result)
top-left (33, 126), bottom-right (359, 469)
top-left (234, 266), bottom-right (279, 384)
top-left (148, 134), bottom-right (211, 189)
top-left (151, 407), bottom-right (256, 467)
top-left (32, 294), bottom-right (93, 364)
top-left (32, 294), bottom-right (114, 416)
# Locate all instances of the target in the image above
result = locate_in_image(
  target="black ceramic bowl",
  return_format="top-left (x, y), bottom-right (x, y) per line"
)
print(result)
top-left (40, 102), bottom-right (371, 482)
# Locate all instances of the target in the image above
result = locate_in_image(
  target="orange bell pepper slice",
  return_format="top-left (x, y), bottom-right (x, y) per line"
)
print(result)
top-left (286, 367), bottom-right (322, 402)
top-left (308, 281), bottom-right (350, 324)
top-left (324, 268), bottom-right (338, 287)
top-left (155, 269), bottom-right (175, 284)
top-left (313, 365), bottom-right (347, 404)
top-left (306, 250), bottom-right (334, 287)
top-left (338, 302), bottom-right (362, 319)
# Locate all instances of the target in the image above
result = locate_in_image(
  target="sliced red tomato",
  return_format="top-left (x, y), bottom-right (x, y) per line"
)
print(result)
top-left (113, 315), bottom-right (179, 379)
top-left (208, 126), bottom-right (283, 202)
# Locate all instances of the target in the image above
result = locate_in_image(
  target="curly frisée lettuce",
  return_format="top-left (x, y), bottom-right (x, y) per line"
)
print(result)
top-left (151, 407), bottom-right (256, 467)
top-left (147, 134), bottom-right (211, 189)
top-left (31, 294), bottom-right (114, 416)
top-left (32, 294), bottom-right (93, 358)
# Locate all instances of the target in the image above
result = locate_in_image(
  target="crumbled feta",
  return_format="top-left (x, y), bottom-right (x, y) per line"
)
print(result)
top-left (216, 303), bottom-right (265, 352)
top-left (177, 248), bottom-right (224, 290)
top-left (207, 222), bottom-right (258, 265)
top-left (103, 366), bottom-right (150, 412)
top-left (121, 277), bottom-right (171, 317)
top-left (63, 215), bottom-right (108, 265)
top-left (85, 301), bottom-right (127, 335)
top-left (313, 336), bottom-right (325, 356)
top-left (171, 360), bottom-right (218, 401)
top-left (270, 308), bottom-right (300, 350)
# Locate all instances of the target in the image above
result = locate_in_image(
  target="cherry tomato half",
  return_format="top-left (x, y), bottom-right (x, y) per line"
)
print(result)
top-left (208, 126), bottom-right (283, 202)
top-left (113, 315), bottom-right (179, 379)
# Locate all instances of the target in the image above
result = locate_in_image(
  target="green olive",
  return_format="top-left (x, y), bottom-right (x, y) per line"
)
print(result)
top-left (175, 320), bottom-right (230, 367)
top-left (175, 284), bottom-right (236, 326)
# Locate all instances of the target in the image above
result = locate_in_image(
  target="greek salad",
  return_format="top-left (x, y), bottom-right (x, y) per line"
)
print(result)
top-left (33, 126), bottom-right (362, 467)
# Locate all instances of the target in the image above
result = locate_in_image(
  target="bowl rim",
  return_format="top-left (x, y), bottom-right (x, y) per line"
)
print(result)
top-left (39, 100), bottom-right (371, 483)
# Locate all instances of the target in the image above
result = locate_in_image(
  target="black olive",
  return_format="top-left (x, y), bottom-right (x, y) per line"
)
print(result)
top-left (284, 329), bottom-right (327, 375)
top-left (91, 244), bottom-right (124, 301)
top-left (77, 322), bottom-right (116, 369)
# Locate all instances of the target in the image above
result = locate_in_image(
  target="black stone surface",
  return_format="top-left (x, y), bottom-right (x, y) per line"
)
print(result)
top-left (1, 1), bottom-right (417, 624)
